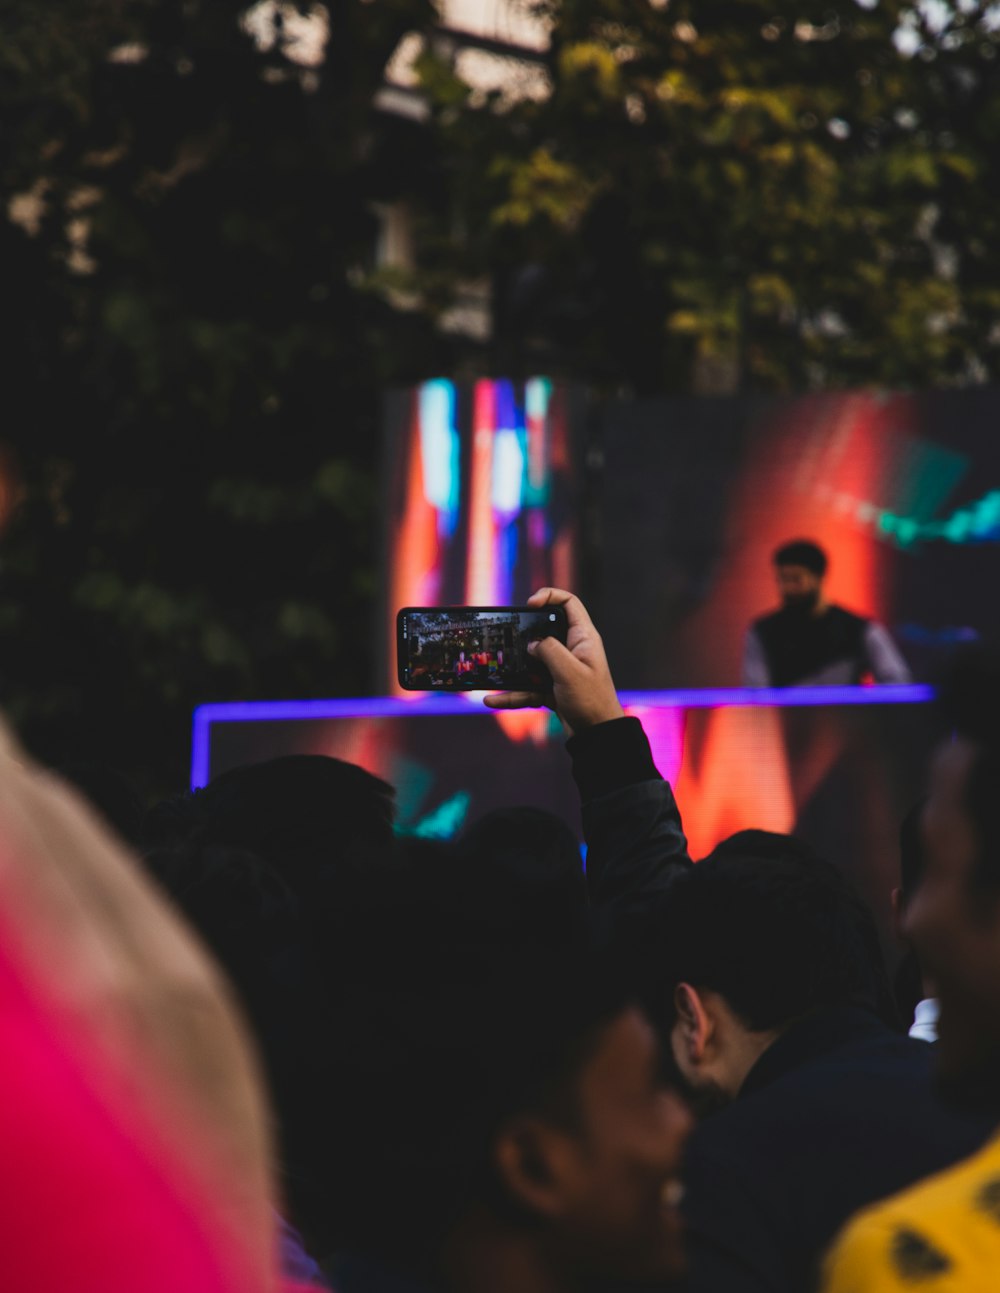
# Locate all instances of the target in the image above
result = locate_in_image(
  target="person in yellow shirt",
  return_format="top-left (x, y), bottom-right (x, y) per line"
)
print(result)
top-left (823, 1132), bottom-right (1000, 1291)
top-left (822, 648), bottom-right (1000, 1292)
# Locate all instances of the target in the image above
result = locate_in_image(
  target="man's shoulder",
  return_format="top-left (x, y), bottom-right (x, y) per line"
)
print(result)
top-left (690, 1028), bottom-right (941, 1157)
top-left (751, 605), bottom-right (870, 631)
top-left (823, 1133), bottom-right (1000, 1292)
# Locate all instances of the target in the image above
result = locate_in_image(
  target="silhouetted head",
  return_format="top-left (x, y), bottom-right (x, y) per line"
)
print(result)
top-left (147, 754), bottom-right (395, 911)
top-left (141, 755), bottom-right (396, 1249)
top-left (634, 830), bottom-right (892, 1111)
top-left (144, 841), bottom-right (329, 1235)
top-left (145, 843), bottom-right (306, 1039)
top-left (461, 805), bottom-right (586, 935)
top-left (58, 762), bottom-right (145, 847)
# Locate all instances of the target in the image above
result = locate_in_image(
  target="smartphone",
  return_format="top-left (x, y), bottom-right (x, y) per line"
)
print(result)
top-left (397, 605), bottom-right (569, 691)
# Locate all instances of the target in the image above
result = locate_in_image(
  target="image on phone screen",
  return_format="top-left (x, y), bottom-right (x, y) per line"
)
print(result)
top-left (397, 606), bottom-right (568, 691)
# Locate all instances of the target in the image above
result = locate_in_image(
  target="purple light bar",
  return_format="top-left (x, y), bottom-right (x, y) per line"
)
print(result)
top-left (190, 684), bottom-right (935, 790)
top-left (620, 684), bottom-right (935, 709)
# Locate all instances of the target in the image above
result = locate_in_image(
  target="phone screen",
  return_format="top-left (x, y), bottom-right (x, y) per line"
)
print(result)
top-left (397, 606), bottom-right (568, 691)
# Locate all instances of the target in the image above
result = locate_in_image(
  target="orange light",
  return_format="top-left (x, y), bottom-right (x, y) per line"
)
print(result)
top-left (673, 707), bottom-right (795, 858)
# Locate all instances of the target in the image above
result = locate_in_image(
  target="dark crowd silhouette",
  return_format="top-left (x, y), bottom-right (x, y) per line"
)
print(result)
top-left (4, 587), bottom-right (1000, 1292)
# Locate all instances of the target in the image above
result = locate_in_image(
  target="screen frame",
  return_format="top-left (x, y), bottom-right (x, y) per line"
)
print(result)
top-left (396, 605), bottom-right (569, 691)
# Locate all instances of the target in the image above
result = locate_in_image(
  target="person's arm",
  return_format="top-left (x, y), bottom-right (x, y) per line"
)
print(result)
top-left (485, 589), bottom-right (691, 913)
top-left (742, 626), bottom-right (771, 687)
top-left (567, 716), bottom-right (690, 912)
top-left (864, 622), bottom-right (912, 684)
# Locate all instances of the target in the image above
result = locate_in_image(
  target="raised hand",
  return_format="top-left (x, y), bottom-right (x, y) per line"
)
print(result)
top-left (484, 588), bottom-right (624, 735)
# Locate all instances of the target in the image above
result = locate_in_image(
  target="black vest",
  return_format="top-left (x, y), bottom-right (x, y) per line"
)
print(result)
top-left (754, 604), bottom-right (870, 687)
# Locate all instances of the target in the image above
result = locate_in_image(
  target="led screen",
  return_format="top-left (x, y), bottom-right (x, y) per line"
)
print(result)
top-left (380, 378), bottom-right (582, 692)
top-left (599, 388), bottom-right (1000, 688)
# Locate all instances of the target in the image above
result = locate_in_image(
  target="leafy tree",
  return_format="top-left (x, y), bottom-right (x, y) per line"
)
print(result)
top-left (4, 0), bottom-right (999, 794)
top-left (0, 0), bottom-right (443, 795)
top-left (411, 0), bottom-right (1000, 392)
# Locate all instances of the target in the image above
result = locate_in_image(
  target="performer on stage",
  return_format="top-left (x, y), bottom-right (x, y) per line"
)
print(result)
top-left (742, 539), bottom-right (911, 687)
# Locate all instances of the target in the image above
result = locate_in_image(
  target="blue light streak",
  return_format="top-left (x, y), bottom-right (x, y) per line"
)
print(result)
top-left (419, 379), bottom-right (460, 534)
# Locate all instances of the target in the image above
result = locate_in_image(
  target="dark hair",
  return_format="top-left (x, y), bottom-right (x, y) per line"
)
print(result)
top-left (460, 806), bottom-right (587, 933)
top-left (144, 843), bottom-right (306, 1026)
top-left (325, 839), bottom-right (632, 1262)
top-left (58, 762), bottom-right (145, 846)
top-left (940, 643), bottom-right (1000, 890)
top-left (635, 830), bottom-right (892, 1035)
top-left (144, 754), bottom-right (396, 903)
top-left (144, 843), bottom-right (335, 1241)
top-left (141, 758), bottom-right (398, 1253)
top-left (773, 539), bottom-right (828, 577)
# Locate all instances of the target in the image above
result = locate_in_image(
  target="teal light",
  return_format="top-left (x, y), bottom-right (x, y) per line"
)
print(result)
top-left (410, 791), bottom-right (472, 840)
top-left (523, 376), bottom-right (552, 508)
top-left (862, 488), bottom-right (1000, 550)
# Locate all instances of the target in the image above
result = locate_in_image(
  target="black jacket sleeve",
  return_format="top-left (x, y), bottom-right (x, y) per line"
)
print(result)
top-left (680, 1134), bottom-right (788, 1293)
top-left (566, 717), bottom-right (692, 915)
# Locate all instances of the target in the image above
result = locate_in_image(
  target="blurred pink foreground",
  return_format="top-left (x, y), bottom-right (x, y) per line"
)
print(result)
top-left (0, 725), bottom-right (324, 1293)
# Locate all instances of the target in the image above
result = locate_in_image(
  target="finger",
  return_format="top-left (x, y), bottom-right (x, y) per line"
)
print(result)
top-left (528, 588), bottom-right (595, 634)
top-left (528, 586), bottom-right (572, 606)
top-left (483, 691), bottom-right (547, 709)
top-left (528, 634), bottom-right (579, 672)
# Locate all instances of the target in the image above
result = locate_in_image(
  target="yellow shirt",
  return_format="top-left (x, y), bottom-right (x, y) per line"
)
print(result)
top-left (822, 1130), bottom-right (1000, 1292)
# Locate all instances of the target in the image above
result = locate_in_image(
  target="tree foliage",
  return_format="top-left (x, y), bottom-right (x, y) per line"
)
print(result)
top-left (3, 0), bottom-right (999, 792)
top-left (1, 0), bottom-right (442, 793)
top-left (412, 0), bottom-right (1000, 392)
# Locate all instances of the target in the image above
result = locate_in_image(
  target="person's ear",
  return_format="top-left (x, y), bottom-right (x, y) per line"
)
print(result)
top-left (673, 982), bottom-right (712, 1065)
top-left (494, 1117), bottom-right (575, 1220)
